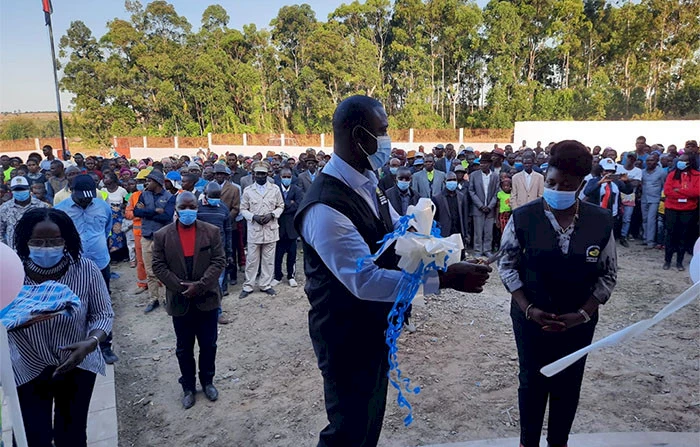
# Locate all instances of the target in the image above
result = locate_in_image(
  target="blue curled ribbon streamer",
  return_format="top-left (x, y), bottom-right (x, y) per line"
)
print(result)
top-left (356, 214), bottom-right (451, 426)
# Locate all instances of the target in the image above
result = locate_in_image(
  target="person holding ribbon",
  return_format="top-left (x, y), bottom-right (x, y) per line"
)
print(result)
top-left (498, 140), bottom-right (618, 447)
top-left (295, 95), bottom-right (491, 447)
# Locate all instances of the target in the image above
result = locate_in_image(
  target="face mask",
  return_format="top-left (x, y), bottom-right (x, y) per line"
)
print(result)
top-left (389, 167), bottom-right (399, 175)
top-left (281, 178), bottom-right (292, 187)
top-left (677, 161), bottom-right (688, 170)
top-left (255, 176), bottom-right (268, 185)
top-left (29, 246), bottom-right (65, 268)
top-left (74, 198), bottom-right (93, 208)
top-left (207, 198), bottom-right (221, 206)
top-left (136, 184), bottom-right (145, 191)
top-left (543, 188), bottom-right (577, 210)
top-left (13, 190), bottom-right (30, 202)
top-left (177, 209), bottom-right (197, 226)
top-left (357, 126), bottom-right (391, 171)
top-left (514, 162), bottom-right (524, 171)
top-left (397, 180), bottom-right (410, 191)
top-left (445, 180), bottom-right (458, 192)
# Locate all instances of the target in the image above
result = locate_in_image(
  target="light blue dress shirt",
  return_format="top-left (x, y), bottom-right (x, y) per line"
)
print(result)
top-left (300, 155), bottom-right (438, 303)
top-left (55, 197), bottom-right (113, 270)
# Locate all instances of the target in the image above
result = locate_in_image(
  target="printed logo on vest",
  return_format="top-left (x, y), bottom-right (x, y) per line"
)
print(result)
top-left (586, 245), bottom-right (601, 263)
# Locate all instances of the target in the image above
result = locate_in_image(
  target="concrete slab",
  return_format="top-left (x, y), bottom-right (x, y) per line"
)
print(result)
top-left (87, 365), bottom-right (118, 446)
top-left (423, 432), bottom-right (700, 447)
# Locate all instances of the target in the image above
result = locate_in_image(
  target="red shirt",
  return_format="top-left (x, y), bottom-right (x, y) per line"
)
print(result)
top-left (664, 169), bottom-right (700, 212)
top-left (177, 222), bottom-right (196, 257)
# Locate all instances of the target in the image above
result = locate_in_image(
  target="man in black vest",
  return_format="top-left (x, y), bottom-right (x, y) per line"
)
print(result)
top-left (294, 95), bottom-right (491, 447)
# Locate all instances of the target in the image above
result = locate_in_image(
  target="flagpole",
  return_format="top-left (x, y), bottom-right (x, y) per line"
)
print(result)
top-left (45, 8), bottom-right (68, 160)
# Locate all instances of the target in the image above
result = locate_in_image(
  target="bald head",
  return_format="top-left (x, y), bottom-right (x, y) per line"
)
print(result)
top-left (176, 191), bottom-right (198, 210)
top-left (332, 95), bottom-right (388, 172)
top-left (204, 181), bottom-right (222, 199)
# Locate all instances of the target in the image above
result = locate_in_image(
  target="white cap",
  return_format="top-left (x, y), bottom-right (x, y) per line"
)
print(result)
top-left (600, 158), bottom-right (616, 171)
top-left (10, 176), bottom-right (30, 190)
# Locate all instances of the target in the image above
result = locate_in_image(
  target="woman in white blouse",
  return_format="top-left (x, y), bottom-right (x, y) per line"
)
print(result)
top-left (12, 208), bottom-right (113, 447)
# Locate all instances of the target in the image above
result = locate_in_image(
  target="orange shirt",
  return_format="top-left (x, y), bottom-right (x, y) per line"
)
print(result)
top-left (125, 190), bottom-right (143, 237)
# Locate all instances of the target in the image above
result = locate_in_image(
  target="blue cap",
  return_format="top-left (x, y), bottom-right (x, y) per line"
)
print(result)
top-left (413, 158), bottom-right (424, 165)
top-left (166, 171), bottom-right (182, 182)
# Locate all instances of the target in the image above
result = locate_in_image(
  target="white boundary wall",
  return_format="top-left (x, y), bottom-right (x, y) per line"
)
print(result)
top-left (514, 120), bottom-right (700, 152)
top-left (128, 141), bottom-right (510, 160)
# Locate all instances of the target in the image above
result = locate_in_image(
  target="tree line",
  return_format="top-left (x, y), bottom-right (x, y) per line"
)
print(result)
top-left (55, 0), bottom-right (699, 145)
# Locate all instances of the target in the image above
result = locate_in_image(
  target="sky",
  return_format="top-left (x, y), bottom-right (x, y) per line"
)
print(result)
top-left (0, 0), bottom-right (349, 112)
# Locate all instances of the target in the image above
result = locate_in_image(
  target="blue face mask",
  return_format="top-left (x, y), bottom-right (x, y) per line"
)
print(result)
top-left (136, 184), bottom-right (145, 191)
top-left (397, 180), bottom-right (411, 191)
top-left (389, 167), bottom-right (399, 175)
top-left (13, 190), bottom-right (30, 202)
top-left (29, 245), bottom-right (65, 268)
top-left (207, 198), bottom-right (221, 206)
top-left (177, 209), bottom-right (197, 226)
top-left (677, 161), bottom-right (688, 170)
top-left (281, 178), bottom-right (292, 187)
top-left (357, 126), bottom-right (392, 171)
top-left (543, 188), bottom-right (577, 210)
top-left (514, 162), bottom-right (524, 172)
top-left (445, 180), bottom-right (458, 192)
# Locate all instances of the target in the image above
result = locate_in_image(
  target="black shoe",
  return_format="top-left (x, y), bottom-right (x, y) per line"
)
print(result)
top-left (239, 290), bottom-right (252, 299)
top-left (203, 384), bottom-right (219, 402)
top-left (101, 347), bottom-right (119, 364)
top-left (182, 390), bottom-right (196, 409)
top-left (677, 264), bottom-right (685, 272)
top-left (229, 278), bottom-right (238, 286)
top-left (262, 288), bottom-right (277, 296)
top-left (620, 238), bottom-right (629, 247)
top-left (144, 300), bottom-right (159, 313)
top-left (663, 262), bottom-right (671, 270)
top-left (223, 290), bottom-right (229, 297)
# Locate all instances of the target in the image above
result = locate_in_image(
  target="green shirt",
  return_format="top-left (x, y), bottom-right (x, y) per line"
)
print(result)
top-left (427, 170), bottom-right (434, 182)
top-left (497, 190), bottom-right (511, 213)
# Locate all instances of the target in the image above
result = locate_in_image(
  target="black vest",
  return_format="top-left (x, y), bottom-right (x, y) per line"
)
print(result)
top-left (512, 199), bottom-right (613, 314)
top-left (294, 173), bottom-right (398, 342)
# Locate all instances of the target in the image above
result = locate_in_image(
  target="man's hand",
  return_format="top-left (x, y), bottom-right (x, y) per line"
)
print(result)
top-left (480, 206), bottom-right (490, 213)
top-left (439, 262), bottom-right (491, 293)
top-left (227, 257), bottom-right (234, 266)
top-left (136, 202), bottom-right (145, 209)
top-left (180, 282), bottom-right (199, 298)
top-left (155, 208), bottom-right (164, 214)
top-left (554, 312), bottom-right (586, 330)
top-left (54, 339), bottom-right (97, 377)
top-left (253, 215), bottom-right (264, 225)
top-left (619, 173), bottom-right (629, 182)
top-left (529, 307), bottom-right (567, 331)
top-left (598, 173), bottom-right (613, 185)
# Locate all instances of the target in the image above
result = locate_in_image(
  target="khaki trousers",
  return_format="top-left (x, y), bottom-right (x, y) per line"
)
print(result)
top-left (141, 236), bottom-right (165, 302)
top-left (243, 242), bottom-right (276, 292)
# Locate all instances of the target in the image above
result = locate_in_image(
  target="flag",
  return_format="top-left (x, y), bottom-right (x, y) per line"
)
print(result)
top-left (42, 0), bottom-right (53, 26)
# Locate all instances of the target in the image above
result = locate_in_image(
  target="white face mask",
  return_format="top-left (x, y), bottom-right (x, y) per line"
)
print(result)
top-left (357, 126), bottom-right (392, 171)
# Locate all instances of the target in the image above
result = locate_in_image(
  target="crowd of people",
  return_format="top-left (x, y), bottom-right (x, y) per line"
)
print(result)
top-left (0, 123), bottom-right (698, 446)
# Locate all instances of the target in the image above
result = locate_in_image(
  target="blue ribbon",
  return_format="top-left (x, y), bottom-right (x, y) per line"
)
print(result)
top-left (357, 215), bottom-right (452, 426)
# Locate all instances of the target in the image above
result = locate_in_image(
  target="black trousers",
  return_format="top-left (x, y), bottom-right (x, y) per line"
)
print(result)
top-left (511, 303), bottom-right (597, 447)
top-left (99, 265), bottom-right (113, 351)
top-left (17, 367), bottom-right (96, 447)
top-left (172, 307), bottom-right (218, 392)
top-left (312, 324), bottom-right (389, 447)
top-left (665, 209), bottom-right (695, 265)
top-left (274, 237), bottom-right (297, 281)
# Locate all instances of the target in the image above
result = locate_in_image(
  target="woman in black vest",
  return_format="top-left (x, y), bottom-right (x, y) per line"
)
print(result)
top-left (498, 140), bottom-right (617, 447)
